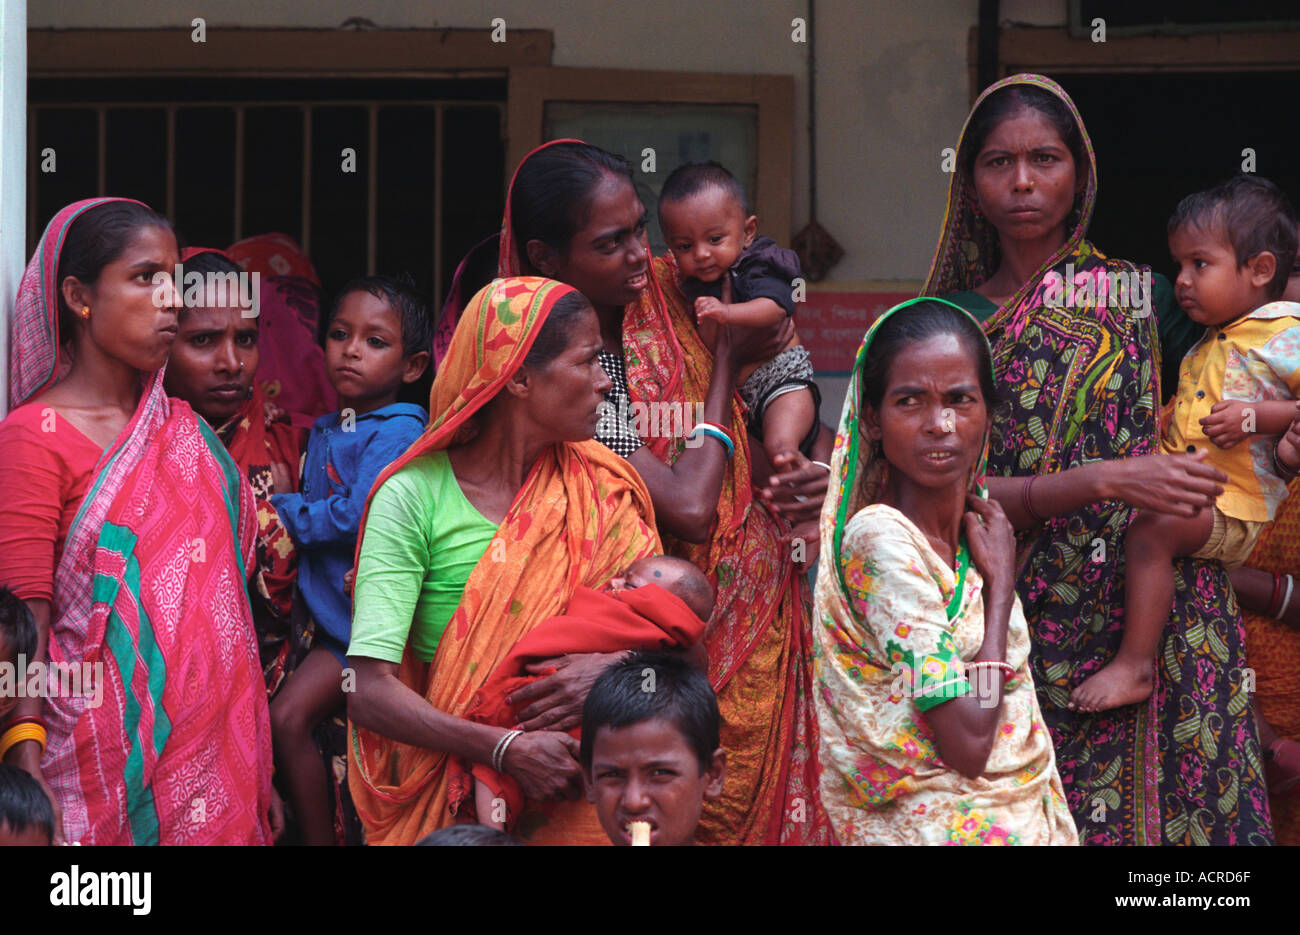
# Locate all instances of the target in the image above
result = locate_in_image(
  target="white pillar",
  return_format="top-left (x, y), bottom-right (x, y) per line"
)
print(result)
top-left (0, 0), bottom-right (26, 419)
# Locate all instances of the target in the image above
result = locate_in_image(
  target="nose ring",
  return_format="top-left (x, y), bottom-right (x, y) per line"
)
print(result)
top-left (939, 408), bottom-right (956, 434)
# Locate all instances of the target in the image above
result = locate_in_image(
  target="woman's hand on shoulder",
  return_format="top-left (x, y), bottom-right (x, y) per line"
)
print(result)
top-left (963, 494), bottom-right (1016, 599)
top-left (262, 398), bottom-right (287, 426)
top-left (500, 731), bottom-right (583, 802)
top-left (1102, 450), bottom-right (1224, 517)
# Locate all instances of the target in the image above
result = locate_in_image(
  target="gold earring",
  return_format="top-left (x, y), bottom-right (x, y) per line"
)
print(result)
top-left (78, 306), bottom-right (90, 319)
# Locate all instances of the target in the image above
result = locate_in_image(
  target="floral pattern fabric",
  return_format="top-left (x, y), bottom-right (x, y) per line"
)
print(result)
top-left (924, 74), bottom-right (1272, 845)
top-left (816, 505), bottom-right (1075, 845)
top-left (812, 295), bottom-right (1075, 846)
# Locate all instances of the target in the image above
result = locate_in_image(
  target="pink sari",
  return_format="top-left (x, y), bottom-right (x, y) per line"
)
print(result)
top-left (9, 199), bottom-right (274, 844)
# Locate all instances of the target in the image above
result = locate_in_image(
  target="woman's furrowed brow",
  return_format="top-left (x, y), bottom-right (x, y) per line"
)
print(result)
top-left (591, 214), bottom-right (647, 244)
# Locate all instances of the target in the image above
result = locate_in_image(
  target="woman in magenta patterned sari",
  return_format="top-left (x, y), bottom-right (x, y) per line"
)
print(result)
top-left (0, 199), bottom-right (276, 844)
top-left (925, 75), bottom-right (1271, 844)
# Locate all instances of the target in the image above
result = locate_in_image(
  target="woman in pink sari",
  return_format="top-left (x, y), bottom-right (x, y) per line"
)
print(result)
top-left (0, 198), bottom-right (276, 844)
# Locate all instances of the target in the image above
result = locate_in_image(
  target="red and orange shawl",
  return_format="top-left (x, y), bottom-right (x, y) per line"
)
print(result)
top-left (8, 200), bottom-right (273, 844)
top-left (494, 141), bottom-right (833, 845)
top-left (215, 383), bottom-right (306, 695)
top-left (347, 276), bottom-right (661, 845)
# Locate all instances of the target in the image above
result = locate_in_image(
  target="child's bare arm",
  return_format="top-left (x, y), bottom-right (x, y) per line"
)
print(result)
top-left (1200, 399), bottom-right (1300, 448)
top-left (695, 295), bottom-right (786, 328)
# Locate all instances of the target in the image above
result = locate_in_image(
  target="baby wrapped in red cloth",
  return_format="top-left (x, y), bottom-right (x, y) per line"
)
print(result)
top-left (451, 556), bottom-right (714, 831)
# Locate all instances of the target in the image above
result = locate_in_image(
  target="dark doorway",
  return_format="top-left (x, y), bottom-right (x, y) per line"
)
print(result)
top-left (1057, 71), bottom-right (1300, 284)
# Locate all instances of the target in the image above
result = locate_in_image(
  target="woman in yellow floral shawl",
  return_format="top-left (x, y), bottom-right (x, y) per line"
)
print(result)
top-left (346, 276), bottom-right (660, 845)
top-left (812, 297), bottom-right (1076, 845)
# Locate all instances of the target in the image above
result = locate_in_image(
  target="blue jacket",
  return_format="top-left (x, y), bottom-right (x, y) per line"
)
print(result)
top-left (271, 402), bottom-right (427, 650)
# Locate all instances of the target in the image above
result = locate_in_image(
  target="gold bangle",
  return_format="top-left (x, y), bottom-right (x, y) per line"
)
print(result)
top-left (0, 723), bottom-right (47, 760)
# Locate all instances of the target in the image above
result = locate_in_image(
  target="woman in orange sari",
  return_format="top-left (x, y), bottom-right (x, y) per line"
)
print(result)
top-left (346, 276), bottom-right (662, 844)
top-left (480, 140), bottom-right (833, 844)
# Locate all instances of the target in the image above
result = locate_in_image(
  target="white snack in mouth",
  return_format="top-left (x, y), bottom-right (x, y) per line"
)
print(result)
top-left (629, 821), bottom-right (651, 846)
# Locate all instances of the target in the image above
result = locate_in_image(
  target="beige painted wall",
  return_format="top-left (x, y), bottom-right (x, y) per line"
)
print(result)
top-left (28, 0), bottom-right (1075, 284)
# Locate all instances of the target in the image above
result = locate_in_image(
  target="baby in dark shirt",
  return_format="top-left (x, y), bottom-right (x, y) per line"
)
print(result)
top-left (658, 162), bottom-right (820, 460)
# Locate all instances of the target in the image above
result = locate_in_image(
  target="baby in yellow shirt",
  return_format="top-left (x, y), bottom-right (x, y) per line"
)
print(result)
top-left (1072, 176), bottom-right (1300, 712)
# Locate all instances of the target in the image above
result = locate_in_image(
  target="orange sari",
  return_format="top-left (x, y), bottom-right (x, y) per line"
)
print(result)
top-left (623, 257), bottom-right (831, 845)
top-left (1241, 477), bottom-right (1300, 844)
top-left (346, 276), bottom-right (660, 845)
top-left (497, 141), bottom-right (832, 845)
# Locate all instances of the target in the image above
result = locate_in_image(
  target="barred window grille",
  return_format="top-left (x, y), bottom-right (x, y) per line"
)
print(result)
top-left (30, 80), bottom-right (507, 304)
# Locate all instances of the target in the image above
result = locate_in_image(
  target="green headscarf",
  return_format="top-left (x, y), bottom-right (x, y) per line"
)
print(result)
top-left (820, 296), bottom-right (994, 623)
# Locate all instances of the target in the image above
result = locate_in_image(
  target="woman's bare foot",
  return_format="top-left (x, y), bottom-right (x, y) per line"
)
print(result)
top-left (1068, 657), bottom-right (1154, 712)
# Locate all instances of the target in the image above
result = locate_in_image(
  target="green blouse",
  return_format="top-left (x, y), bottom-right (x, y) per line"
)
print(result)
top-left (349, 449), bottom-right (498, 664)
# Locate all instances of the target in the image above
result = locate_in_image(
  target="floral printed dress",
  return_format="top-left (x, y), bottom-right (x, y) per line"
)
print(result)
top-left (813, 503), bottom-right (1077, 845)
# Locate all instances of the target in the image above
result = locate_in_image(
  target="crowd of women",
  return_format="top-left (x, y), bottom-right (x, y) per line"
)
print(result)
top-left (1, 73), bottom-right (1295, 845)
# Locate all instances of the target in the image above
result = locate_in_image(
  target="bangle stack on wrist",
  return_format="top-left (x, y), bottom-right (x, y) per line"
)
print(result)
top-left (492, 729), bottom-right (524, 773)
top-left (689, 421), bottom-right (734, 459)
top-left (1275, 445), bottom-right (1299, 482)
top-left (1268, 573), bottom-right (1296, 621)
top-left (1021, 474), bottom-right (1045, 524)
top-left (0, 715), bottom-right (48, 759)
top-left (965, 660), bottom-right (1015, 683)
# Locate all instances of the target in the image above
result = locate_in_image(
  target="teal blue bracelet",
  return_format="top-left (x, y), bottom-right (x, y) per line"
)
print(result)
top-left (690, 423), bottom-right (734, 459)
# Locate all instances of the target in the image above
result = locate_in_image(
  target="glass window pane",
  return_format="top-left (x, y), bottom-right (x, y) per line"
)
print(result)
top-left (376, 107), bottom-right (435, 293)
top-left (440, 106), bottom-right (504, 302)
top-left (545, 102), bottom-right (757, 254)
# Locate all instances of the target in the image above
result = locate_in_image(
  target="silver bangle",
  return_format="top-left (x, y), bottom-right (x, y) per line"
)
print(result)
top-left (492, 729), bottom-right (524, 773)
top-left (1278, 575), bottom-right (1295, 621)
top-left (812, 460), bottom-right (832, 473)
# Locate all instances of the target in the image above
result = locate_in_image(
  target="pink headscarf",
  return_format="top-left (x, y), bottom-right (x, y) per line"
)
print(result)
top-left (9, 197), bottom-right (148, 409)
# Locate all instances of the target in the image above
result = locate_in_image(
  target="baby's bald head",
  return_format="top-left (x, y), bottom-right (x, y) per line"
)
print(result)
top-left (609, 556), bottom-right (714, 622)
